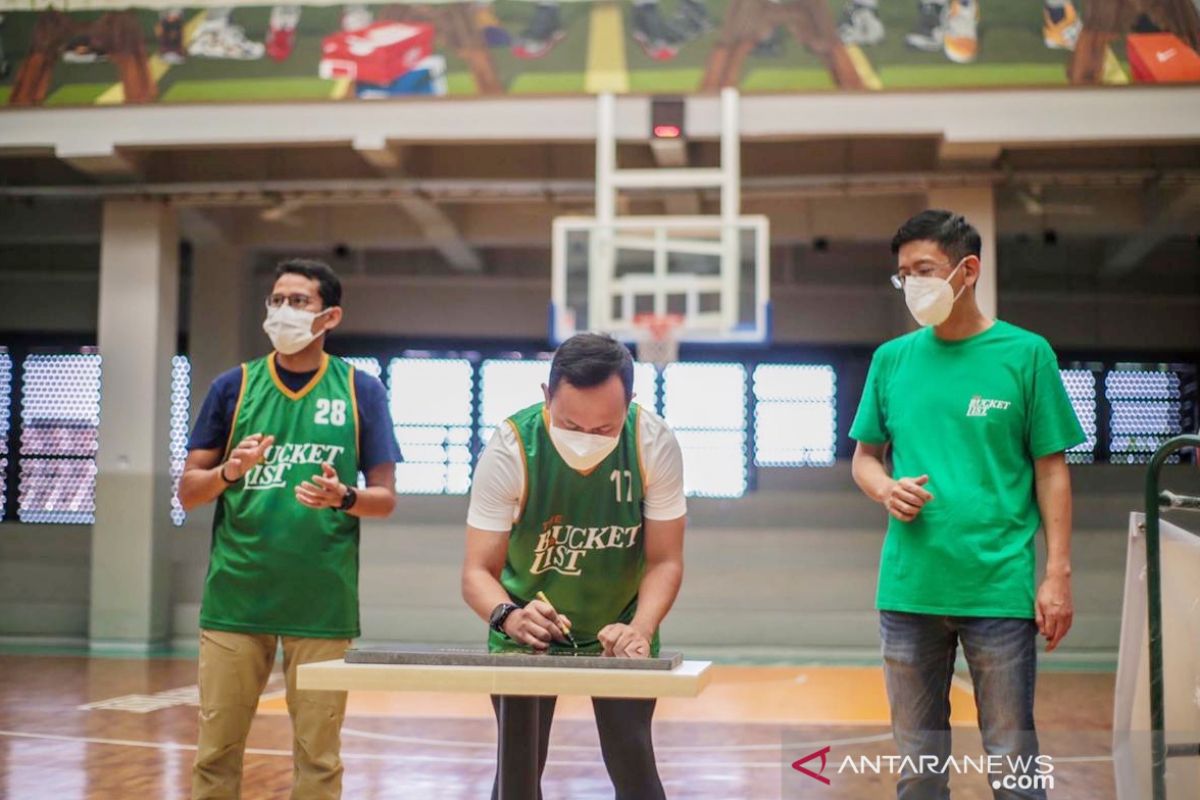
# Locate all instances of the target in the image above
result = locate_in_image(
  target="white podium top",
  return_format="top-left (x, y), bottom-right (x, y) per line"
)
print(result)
top-left (297, 658), bottom-right (712, 699)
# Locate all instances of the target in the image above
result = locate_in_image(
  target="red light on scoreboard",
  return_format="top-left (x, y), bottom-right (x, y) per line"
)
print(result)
top-left (651, 97), bottom-right (685, 140)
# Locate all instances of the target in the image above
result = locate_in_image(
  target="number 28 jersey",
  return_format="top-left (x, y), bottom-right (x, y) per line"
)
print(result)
top-left (200, 353), bottom-right (362, 639)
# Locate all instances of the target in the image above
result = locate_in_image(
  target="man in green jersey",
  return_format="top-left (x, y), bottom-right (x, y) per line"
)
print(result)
top-left (462, 333), bottom-right (687, 800)
top-left (180, 259), bottom-right (400, 800)
top-left (850, 211), bottom-right (1085, 799)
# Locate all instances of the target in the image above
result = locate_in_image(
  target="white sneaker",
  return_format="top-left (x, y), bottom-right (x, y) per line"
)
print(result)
top-left (1042, 1), bottom-right (1082, 50)
top-left (62, 45), bottom-right (107, 63)
top-left (942, 0), bottom-right (979, 63)
top-left (269, 4), bottom-right (302, 31)
top-left (838, 3), bottom-right (886, 46)
top-left (188, 21), bottom-right (266, 60)
top-left (906, 0), bottom-right (946, 51)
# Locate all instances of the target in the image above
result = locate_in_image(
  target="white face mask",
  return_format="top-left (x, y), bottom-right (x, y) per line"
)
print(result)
top-left (548, 421), bottom-right (620, 472)
top-left (903, 260), bottom-right (967, 327)
top-left (263, 304), bottom-right (332, 355)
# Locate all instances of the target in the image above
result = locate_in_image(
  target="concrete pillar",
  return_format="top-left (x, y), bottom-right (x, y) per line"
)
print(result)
top-left (188, 243), bottom-right (247, 417)
top-left (89, 200), bottom-right (179, 650)
top-left (245, 255), bottom-right (274, 363)
top-left (926, 186), bottom-right (997, 319)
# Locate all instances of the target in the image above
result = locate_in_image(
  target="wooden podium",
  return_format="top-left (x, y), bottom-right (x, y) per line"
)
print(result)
top-left (298, 648), bottom-right (712, 800)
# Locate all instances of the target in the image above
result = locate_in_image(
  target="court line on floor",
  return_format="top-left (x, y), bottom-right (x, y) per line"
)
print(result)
top-left (342, 726), bottom-right (895, 752)
top-left (0, 729), bottom-right (1114, 768)
top-left (0, 729), bottom-right (770, 768)
top-left (1051, 755), bottom-right (1115, 763)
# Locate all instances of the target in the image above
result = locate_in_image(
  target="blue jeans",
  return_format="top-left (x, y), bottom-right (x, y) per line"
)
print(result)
top-left (880, 611), bottom-right (1046, 800)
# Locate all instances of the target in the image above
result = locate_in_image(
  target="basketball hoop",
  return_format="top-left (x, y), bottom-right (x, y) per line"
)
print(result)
top-left (633, 313), bottom-right (683, 369)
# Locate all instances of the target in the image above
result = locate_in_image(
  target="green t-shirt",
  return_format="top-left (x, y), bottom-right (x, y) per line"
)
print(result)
top-left (849, 321), bottom-right (1085, 618)
top-left (488, 402), bottom-right (659, 656)
top-left (200, 353), bottom-right (363, 638)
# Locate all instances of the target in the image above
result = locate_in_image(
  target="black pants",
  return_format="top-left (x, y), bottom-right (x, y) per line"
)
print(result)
top-left (489, 695), bottom-right (666, 800)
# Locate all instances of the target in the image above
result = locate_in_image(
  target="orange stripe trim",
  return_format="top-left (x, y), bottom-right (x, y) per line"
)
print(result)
top-left (267, 351), bottom-right (329, 401)
top-left (223, 363), bottom-right (248, 459)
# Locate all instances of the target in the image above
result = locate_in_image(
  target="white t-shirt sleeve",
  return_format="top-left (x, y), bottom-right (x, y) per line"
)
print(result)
top-left (639, 407), bottom-right (687, 521)
top-left (466, 423), bottom-right (525, 532)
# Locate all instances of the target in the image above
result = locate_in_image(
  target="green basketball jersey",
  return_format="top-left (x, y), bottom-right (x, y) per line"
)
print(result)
top-left (488, 402), bottom-right (659, 656)
top-left (200, 353), bottom-right (362, 638)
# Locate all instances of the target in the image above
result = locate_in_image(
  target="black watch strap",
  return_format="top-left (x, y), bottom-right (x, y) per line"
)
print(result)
top-left (489, 602), bottom-right (521, 634)
top-left (338, 486), bottom-right (358, 511)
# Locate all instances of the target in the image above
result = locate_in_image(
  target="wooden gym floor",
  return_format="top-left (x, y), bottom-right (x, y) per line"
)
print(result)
top-left (0, 652), bottom-right (1119, 799)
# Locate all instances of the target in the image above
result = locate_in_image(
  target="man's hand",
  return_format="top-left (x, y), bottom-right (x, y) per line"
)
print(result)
top-left (502, 600), bottom-right (572, 652)
top-left (598, 623), bottom-right (651, 659)
top-left (884, 474), bottom-right (933, 522)
top-left (223, 434), bottom-right (275, 481)
top-left (1035, 572), bottom-right (1073, 652)
top-left (295, 462), bottom-right (347, 509)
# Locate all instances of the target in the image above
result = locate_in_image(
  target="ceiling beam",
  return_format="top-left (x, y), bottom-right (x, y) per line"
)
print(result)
top-left (2, 169), bottom-right (1196, 203)
top-left (353, 137), bottom-right (483, 273)
top-left (56, 146), bottom-right (142, 182)
top-left (179, 207), bottom-right (232, 246)
top-left (938, 140), bottom-right (1003, 168)
top-left (1101, 184), bottom-right (1200, 277)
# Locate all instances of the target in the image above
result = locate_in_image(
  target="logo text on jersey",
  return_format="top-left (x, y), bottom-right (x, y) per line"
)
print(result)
top-left (530, 514), bottom-right (642, 576)
top-left (967, 396), bottom-right (1012, 418)
top-left (243, 443), bottom-right (347, 490)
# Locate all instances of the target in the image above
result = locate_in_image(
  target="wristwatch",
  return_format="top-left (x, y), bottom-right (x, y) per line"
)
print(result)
top-left (338, 486), bottom-right (358, 511)
top-left (489, 602), bottom-right (521, 634)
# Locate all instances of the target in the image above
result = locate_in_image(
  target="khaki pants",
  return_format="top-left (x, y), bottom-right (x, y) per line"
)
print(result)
top-left (192, 629), bottom-right (351, 800)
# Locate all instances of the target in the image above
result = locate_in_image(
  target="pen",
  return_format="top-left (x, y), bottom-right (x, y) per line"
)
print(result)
top-left (535, 590), bottom-right (578, 649)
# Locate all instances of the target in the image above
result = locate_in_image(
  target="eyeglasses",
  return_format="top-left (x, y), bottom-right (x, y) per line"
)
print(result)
top-left (265, 293), bottom-right (317, 310)
top-left (890, 260), bottom-right (958, 290)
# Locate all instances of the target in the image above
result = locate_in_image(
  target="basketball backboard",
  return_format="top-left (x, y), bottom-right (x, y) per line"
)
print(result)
top-left (550, 214), bottom-right (770, 345)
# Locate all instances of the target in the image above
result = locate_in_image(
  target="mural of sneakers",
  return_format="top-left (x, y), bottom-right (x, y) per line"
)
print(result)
top-left (513, 3), bottom-right (565, 60)
top-left (632, 1), bottom-right (683, 61)
top-left (1043, 0), bottom-right (1082, 51)
top-left (188, 13), bottom-right (265, 59)
top-left (906, 0), bottom-right (947, 52)
top-left (265, 25), bottom-right (294, 61)
top-left (266, 5), bottom-right (301, 61)
top-left (156, 8), bottom-right (186, 65)
top-left (942, 0), bottom-right (979, 63)
top-left (475, 3), bottom-right (511, 48)
top-left (838, 0), bottom-right (885, 46)
top-left (672, 0), bottom-right (712, 41)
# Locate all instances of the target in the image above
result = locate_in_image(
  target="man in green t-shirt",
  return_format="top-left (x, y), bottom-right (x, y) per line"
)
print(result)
top-left (179, 259), bottom-right (400, 800)
top-left (850, 210), bottom-right (1085, 800)
top-left (461, 333), bottom-right (687, 800)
